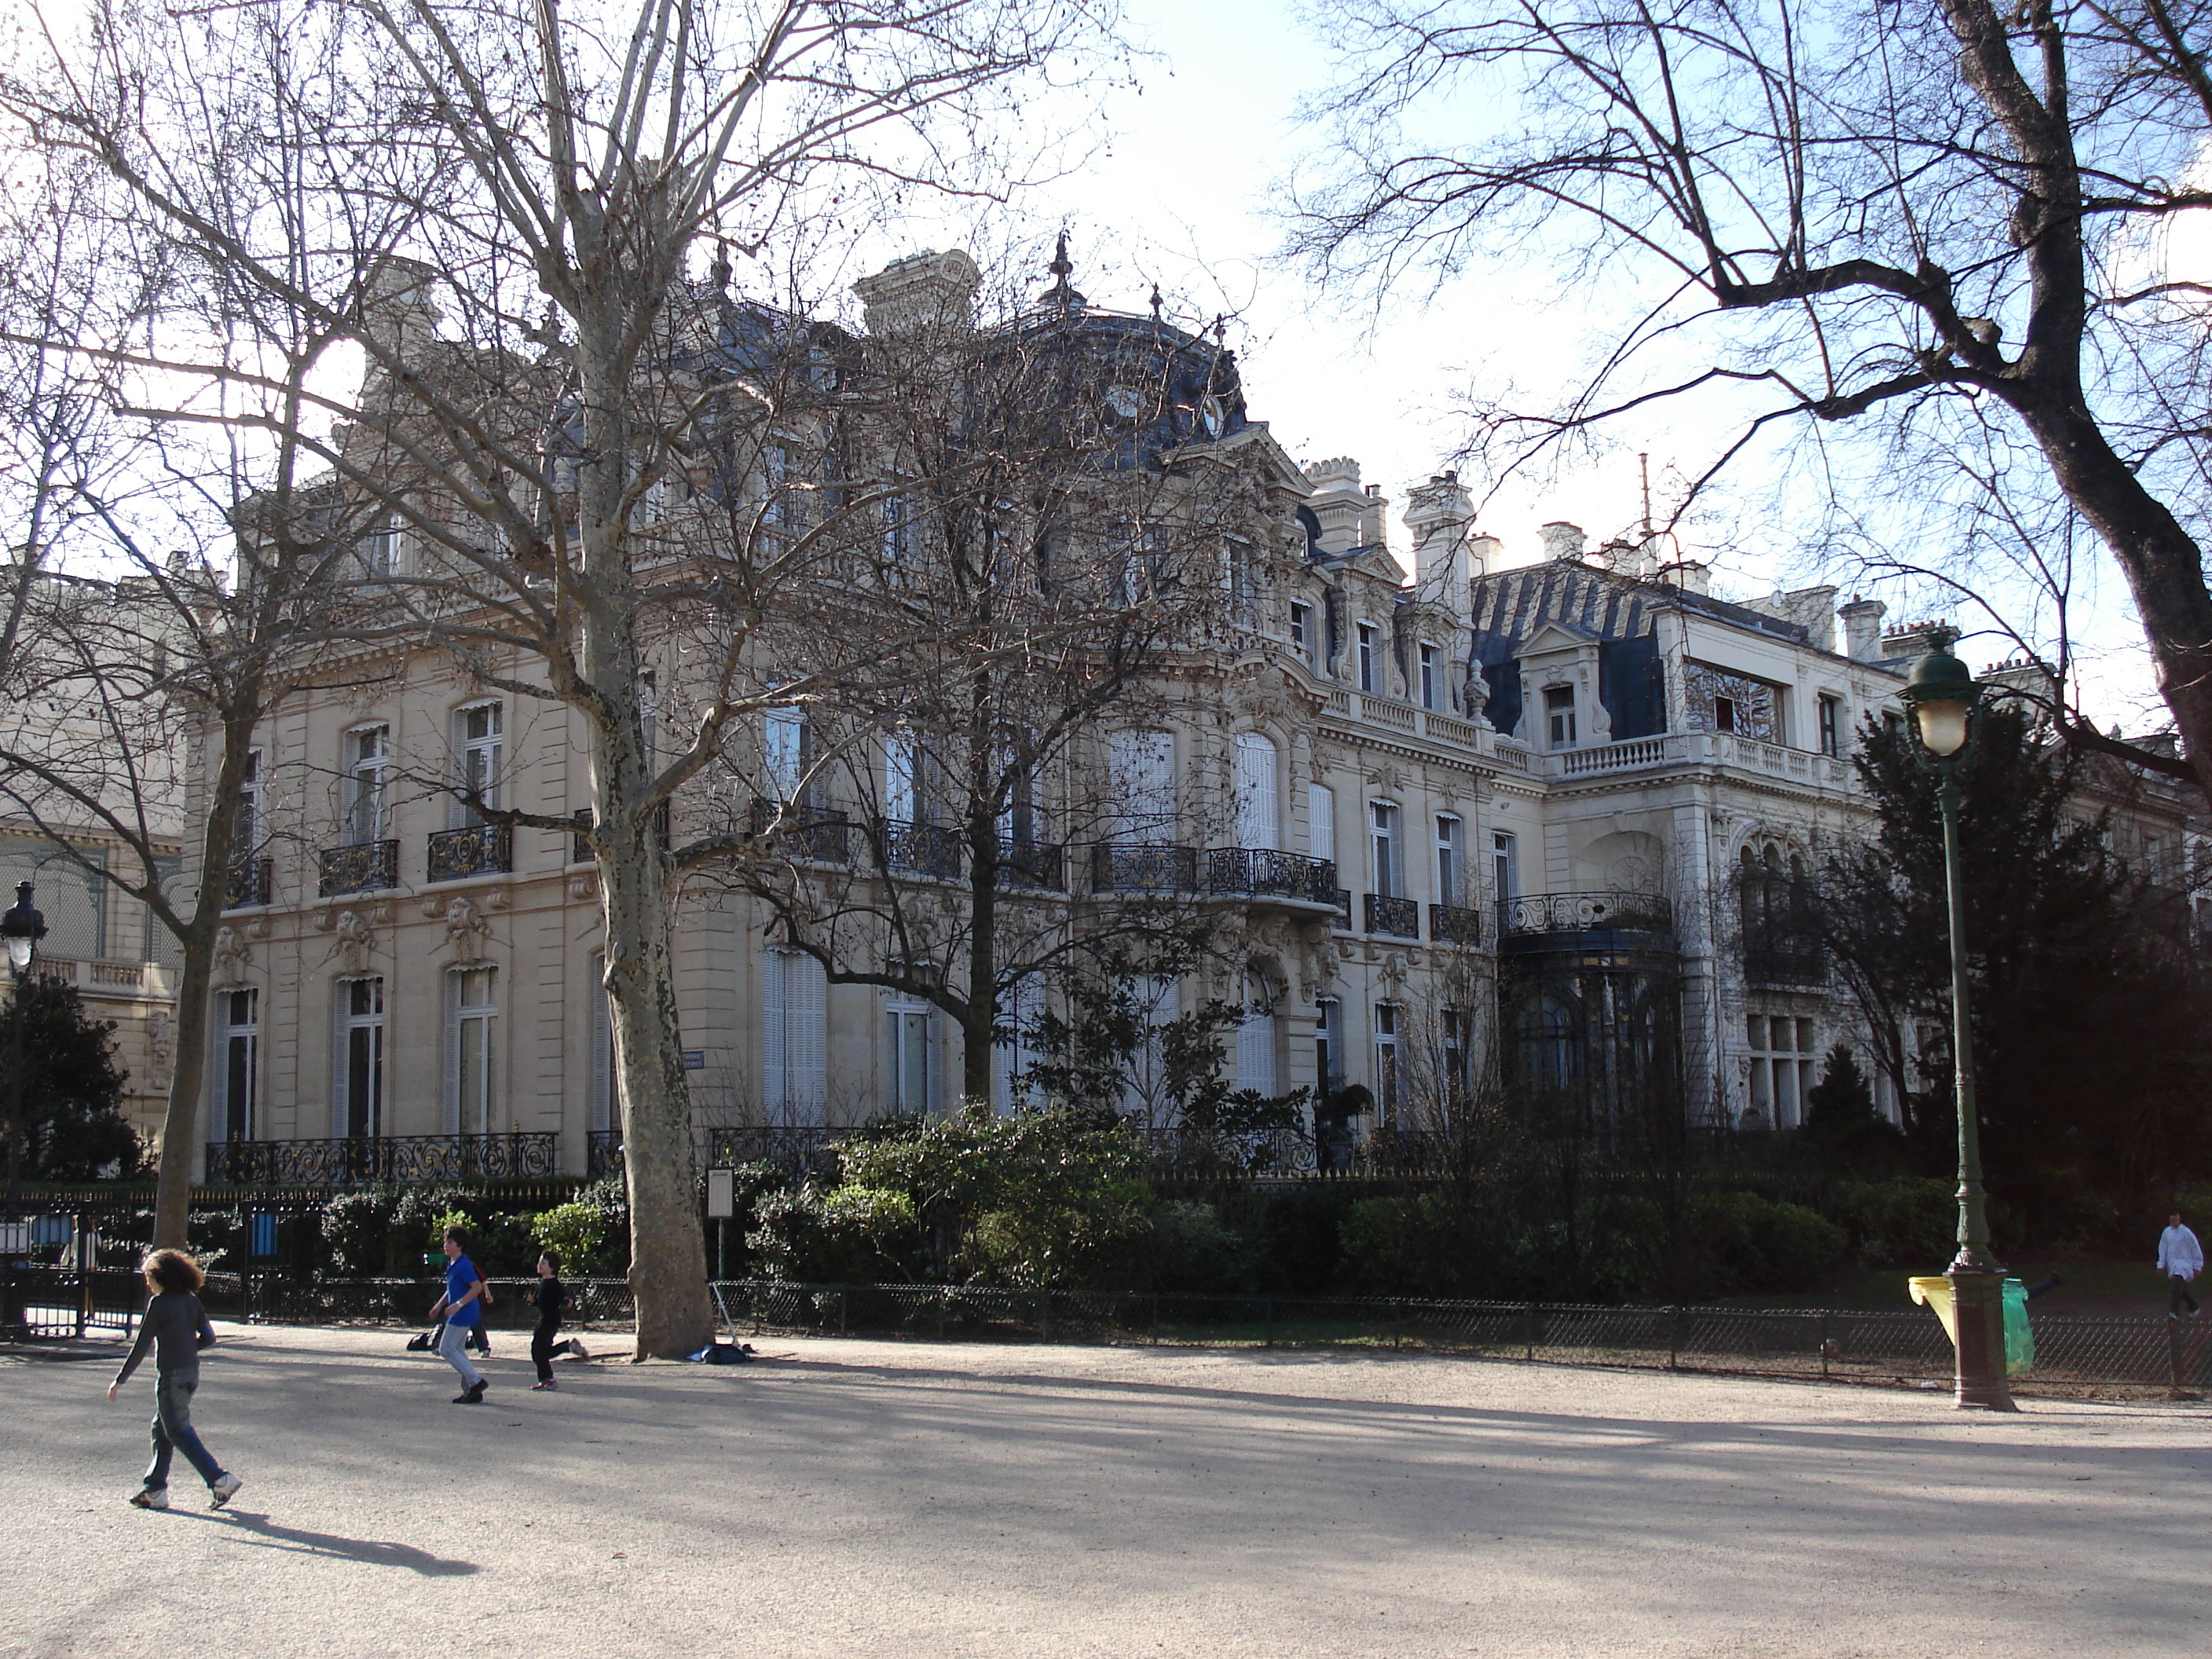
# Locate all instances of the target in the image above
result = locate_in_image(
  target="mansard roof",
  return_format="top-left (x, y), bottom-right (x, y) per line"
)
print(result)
top-left (1470, 562), bottom-right (1814, 656)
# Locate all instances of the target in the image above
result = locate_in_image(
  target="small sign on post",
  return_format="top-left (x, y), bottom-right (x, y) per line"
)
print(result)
top-left (705, 1169), bottom-right (735, 1220)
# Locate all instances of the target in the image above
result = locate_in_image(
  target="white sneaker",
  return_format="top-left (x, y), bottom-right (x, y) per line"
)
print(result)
top-left (210, 1473), bottom-right (243, 1509)
top-left (129, 1488), bottom-right (169, 1510)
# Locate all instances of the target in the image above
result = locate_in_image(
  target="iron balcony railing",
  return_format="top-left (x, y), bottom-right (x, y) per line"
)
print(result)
top-left (875, 819), bottom-right (962, 881)
top-left (317, 839), bottom-right (400, 898)
top-left (1331, 888), bottom-right (1353, 927)
top-left (996, 840), bottom-right (1066, 891)
top-left (1204, 848), bottom-right (1338, 905)
top-left (586, 1129), bottom-right (623, 1179)
top-left (427, 823), bottom-right (512, 883)
top-left (1497, 891), bottom-right (1674, 938)
top-left (1092, 843), bottom-right (1199, 895)
top-left (222, 858), bottom-right (273, 910)
top-left (1364, 892), bottom-right (1419, 939)
top-left (203, 1132), bottom-right (559, 1186)
top-left (1430, 902), bottom-right (1485, 947)
top-left (749, 798), bottom-right (852, 864)
top-left (1743, 944), bottom-right (1827, 987)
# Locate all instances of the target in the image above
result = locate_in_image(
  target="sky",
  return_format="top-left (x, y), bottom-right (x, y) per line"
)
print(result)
top-left (871, 0), bottom-right (2172, 730)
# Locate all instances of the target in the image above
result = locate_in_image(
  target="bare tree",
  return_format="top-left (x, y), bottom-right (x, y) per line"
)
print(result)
top-left (712, 259), bottom-right (1297, 1106)
top-left (1287, 0), bottom-right (2212, 797)
top-left (7, 0), bottom-right (1119, 1353)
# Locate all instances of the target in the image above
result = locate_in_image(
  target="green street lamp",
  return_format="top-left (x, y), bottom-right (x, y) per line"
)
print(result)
top-left (1897, 635), bottom-right (2016, 1412)
top-left (2, 881), bottom-right (46, 1338)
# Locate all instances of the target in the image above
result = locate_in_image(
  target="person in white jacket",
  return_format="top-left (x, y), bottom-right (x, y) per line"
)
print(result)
top-left (2159, 1211), bottom-right (2202, 1318)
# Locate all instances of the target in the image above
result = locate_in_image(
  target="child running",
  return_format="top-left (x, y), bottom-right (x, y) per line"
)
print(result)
top-left (526, 1249), bottom-right (590, 1390)
top-left (427, 1225), bottom-right (489, 1404)
top-left (107, 1248), bottom-right (242, 1511)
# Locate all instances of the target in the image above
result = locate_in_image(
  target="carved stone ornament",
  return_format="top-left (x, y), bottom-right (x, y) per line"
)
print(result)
top-left (442, 895), bottom-right (493, 965)
top-left (326, 908), bottom-right (376, 971)
top-left (566, 873), bottom-right (598, 903)
top-left (1463, 665), bottom-right (1490, 719)
top-left (145, 1010), bottom-right (176, 1089)
top-left (211, 925), bottom-right (251, 977)
top-left (1366, 760), bottom-right (1406, 793)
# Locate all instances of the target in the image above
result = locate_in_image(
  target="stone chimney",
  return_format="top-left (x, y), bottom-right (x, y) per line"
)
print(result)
top-left (1758, 584), bottom-right (1837, 651)
top-left (1539, 521), bottom-right (1586, 563)
top-left (1404, 472), bottom-right (1474, 610)
top-left (1467, 533), bottom-right (1501, 580)
top-left (1838, 595), bottom-right (1886, 662)
top-left (1658, 558), bottom-right (1710, 594)
top-left (1982, 654), bottom-right (2060, 709)
top-left (1881, 618), bottom-right (1954, 663)
top-left (1302, 458), bottom-right (1368, 557)
top-left (851, 249), bottom-right (982, 335)
top-left (362, 258), bottom-right (441, 362)
top-left (1360, 484), bottom-right (1389, 551)
top-left (1599, 537), bottom-right (1640, 577)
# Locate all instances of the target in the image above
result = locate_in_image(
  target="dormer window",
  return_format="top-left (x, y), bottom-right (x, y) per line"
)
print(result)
top-left (1545, 686), bottom-right (1577, 749)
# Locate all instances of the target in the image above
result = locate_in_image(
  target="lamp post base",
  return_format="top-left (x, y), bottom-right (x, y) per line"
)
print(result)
top-left (1948, 1267), bottom-right (2017, 1412)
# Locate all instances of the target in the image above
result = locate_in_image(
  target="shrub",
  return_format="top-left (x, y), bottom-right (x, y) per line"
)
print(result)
top-left (1697, 1192), bottom-right (1848, 1292)
top-left (747, 1184), bottom-right (921, 1283)
top-left (1827, 1177), bottom-right (1961, 1269)
top-left (319, 1187), bottom-right (397, 1276)
top-left (531, 1203), bottom-right (609, 1274)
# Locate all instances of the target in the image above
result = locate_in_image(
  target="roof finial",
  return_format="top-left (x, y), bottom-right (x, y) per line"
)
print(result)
top-left (1148, 284), bottom-right (1163, 322)
top-left (1212, 313), bottom-right (1227, 345)
top-left (1042, 230), bottom-right (1085, 313)
top-left (710, 240), bottom-right (731, 293)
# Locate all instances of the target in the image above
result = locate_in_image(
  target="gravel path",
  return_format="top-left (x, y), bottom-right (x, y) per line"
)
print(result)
top-left (3, 1323), bottom-right (2206, 1657)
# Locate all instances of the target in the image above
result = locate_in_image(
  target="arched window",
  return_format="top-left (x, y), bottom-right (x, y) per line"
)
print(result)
top-left (1108, 729), bottom-right (1175, 843)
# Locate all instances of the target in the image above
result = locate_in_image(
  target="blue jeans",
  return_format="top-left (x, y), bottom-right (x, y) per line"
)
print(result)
top-left (439, 1320), bottom-right (485, 1390)
top-left (144, 1374), bottom-right (225, 1491)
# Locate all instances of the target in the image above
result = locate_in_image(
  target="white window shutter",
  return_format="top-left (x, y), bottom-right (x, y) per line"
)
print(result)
top-left (1236, 734), bottom-right (1279, 851)
top-left (329, 984), bottom-right (349, 1143)
top-left (1309, 783), bottom-right (1335, 864)
top-left (441, 970), bottom-right (462, 1134)
top-left (762, 948), bottom-right (788, 1113)
top-left (790, 954), bottom-right (826, 1117)
top-left (1110, 729), bottom-right (1174, 842)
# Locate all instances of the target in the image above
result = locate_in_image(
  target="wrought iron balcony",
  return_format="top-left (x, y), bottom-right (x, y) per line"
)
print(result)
top-left (1203, 848), bottom-right (1338, 906)
top-left (1430, 903), bottom-right (1485, 947)
top-left (875, 819), bottom-right (961, 880)
top-left (203, 1132), bottom-right (559, 1186)
top-left (317, 839), bottom-right (400, 898)
top-left (1364, 892), bottom-right (1419, 939)
top-left (1743, 943), bottom-right (1826, 987)
top-left (996, 840), bottom-right (1065, 891)
top-left (749, 798), bottom-right (851, 864)
top-left (703, 1124), bottom-right (852, 1177)
top-left (1498, 891), bottom-right (1673, 938)
top-left (427, 823), bottom-right (512, 883)
top-left (571, 808), bottom-right (595, 863)
top-left (222, 858), bottom-right (273, 910)
top-left (1091, 843), bottom-right (1199, 895)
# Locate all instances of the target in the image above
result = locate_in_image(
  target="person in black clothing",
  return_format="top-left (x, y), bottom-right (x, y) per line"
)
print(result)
top-left (107, 1249), bottom-right (241, 1511)
top-left (526, 1250), bottom-right (589, 1390)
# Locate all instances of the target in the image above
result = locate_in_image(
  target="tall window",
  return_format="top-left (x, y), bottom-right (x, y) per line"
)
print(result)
top-left (1435, 815), bottom-right (1463, 904)
top-left (1419, 643), bottom-right (1440, 710)
top-left (235, 749), bottom-right (262, 853)
top-left (1289, 602), bottom-right (1313, 665)
top-left (1748, 1014), bottom-right (1816, 1128)
top-left (763, 949), bottom-right (828, 1122)
top-left (455, 703), bottom-right (502, 826)
top-left (359, 515), bottom-right (401, 579)
top-left (994, 973), bottom-right (1045, 1114)
top-left (886, 996), bottom-right (936, 1116)
top-left (1225, 537), bottom-right (1258, 621)
top-left (1370, 801), bottom-right (1401, 897)
top-left (337, 977), bottom-right (385, 1139)
top-left (343, 727), bottom-right (389, 844)
top-left (1308, 782), bottom-right (1336, 865)
top-left (215, 989), bottom-right (258, 1143)
top-left (1373, 1003), bottom-right (1400, 1122)
top-left (764, 708), bottom-right (805, 801)
top-left (1108, 728), bottom-right (1174, 843)
top-left (879, 490), bottom-right (912, 565)
top-left (1234, 732), bottom-right (1280, 851)
top-left (1441, 1008), bottom-right (1468, 1105)
top-left (1357, 624), bottom-right (1379, 693)
top-left (1818, 694), bottom-right (1842, 757)
top-left (1314, 998), bottom-right (1340, 1093)
top-left (445, 967), bottom-right (498, 1135)
top-left (1545, 685), bottom-right (1577, 749)
top-left (885, 731), bottom-right (923, 825)
top-left (1492, 830), bottom-right (1518, 900)
top-left (1236, 972), bottom-right (1278, 1097)
top-left (762, 440), bottom-right (792, 526)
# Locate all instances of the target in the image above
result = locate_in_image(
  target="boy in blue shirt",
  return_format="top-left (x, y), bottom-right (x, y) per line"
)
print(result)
top-left (427, 1225), bottom-right (489, 1403)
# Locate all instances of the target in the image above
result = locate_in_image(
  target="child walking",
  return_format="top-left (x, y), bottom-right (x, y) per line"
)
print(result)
top-left (427, 1225), bottom-right (489, 1404)
top-left (526, 1249), bottom-right (589, 1390)
top-left (107, 1249), bottom-right (242, 1511)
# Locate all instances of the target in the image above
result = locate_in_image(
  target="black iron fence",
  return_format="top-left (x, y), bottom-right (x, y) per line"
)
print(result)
top-left (1499, 891), bottom-right (1673, 938)
top-left (222, 858), bottom-right (273, 910)
top-left (203, 1133), bottom-right (561, 1186)
top-left (317, 838), bottom-right (400, 897)
top-left (703, 1282), bottom-right (2212, 1398)
top-left (1204, 848), bottom-right (1337, 905)
top-left (1364, 892), bottom-right (1419, 938)
top-left (1092, 842), bottom-right (1198, 895)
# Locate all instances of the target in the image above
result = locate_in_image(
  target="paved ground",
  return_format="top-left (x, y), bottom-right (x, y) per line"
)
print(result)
top-left (3, 1324), bottom-right (2207, 1658)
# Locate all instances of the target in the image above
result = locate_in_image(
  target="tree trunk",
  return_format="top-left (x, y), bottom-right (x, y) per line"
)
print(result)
top-left (2012, 399), bottom-right (2212, 804)
top-left (152, 705), bottom-right (255, 1249)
